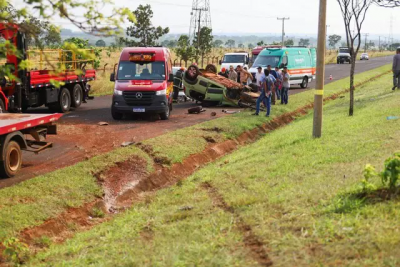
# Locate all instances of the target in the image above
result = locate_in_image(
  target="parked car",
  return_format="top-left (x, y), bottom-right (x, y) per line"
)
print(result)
top-left (360, 53), bottom-right (369, 60)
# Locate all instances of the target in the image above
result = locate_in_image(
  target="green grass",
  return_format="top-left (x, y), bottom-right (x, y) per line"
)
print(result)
top-left (0, 64), bottom-right (392, 259)
top-left (0, 146), bottom-right (153, 241)
top-left (27, 70), bottom-right (400, 265)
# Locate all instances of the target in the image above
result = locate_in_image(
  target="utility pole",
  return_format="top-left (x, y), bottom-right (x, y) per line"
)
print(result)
top-left (189, 0), bottom-right (212, 43)
top-left (363, 33), bottom-right (369, 52)
top-left (379, 36), bottom-right (381, 52)
top-left (312, 0), bottom-right (327, 138)
top-left (277, 17), bottom-right (290, 46)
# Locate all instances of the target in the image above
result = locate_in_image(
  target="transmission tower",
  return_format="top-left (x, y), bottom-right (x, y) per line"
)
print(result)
top-left (188, 0), bottom-right (212, 44)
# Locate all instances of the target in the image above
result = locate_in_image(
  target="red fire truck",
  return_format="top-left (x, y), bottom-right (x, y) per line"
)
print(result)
top-left (0, 23), bottom-right (95, 113)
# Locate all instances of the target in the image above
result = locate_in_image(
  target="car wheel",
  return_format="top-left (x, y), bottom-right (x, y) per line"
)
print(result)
top-left (71, 84), bottom-right (83, 108)
top-left (0, 140), bottom-right (22, 178)
top-left (53, 88), bottom-right (71, 113)
top-left (183, 65), bottom-right (200, 85)
top-left (205, 64), bottom-right (217, 74)
top-left (300, 77), bottom-right (309, 89)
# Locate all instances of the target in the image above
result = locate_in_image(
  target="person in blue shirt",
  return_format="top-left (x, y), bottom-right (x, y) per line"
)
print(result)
top-left (253, 69), bottom-right (273, 117)
top-left (267, 65), bottom-right (277, 104)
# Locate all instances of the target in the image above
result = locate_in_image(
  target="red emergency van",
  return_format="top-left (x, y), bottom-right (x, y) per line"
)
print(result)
top-left (110, 47), bottom-right (174, 120)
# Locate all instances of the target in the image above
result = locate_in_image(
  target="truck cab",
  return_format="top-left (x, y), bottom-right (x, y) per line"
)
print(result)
top-left (220, 52), bottom-right (250, 71)
top-left (110, 47), bottom-right (174, 120)
top-left (337, 47), bottom-right (352, 64)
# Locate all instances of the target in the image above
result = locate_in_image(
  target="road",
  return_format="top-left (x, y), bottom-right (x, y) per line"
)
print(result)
top-left (0, 56), bottom-right (392, 189)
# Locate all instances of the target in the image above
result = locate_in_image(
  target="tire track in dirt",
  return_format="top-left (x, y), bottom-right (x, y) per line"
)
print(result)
top-left (0, 70), bottom-right (391, 265)
top-left (201, 182), bottom-right (273, 266)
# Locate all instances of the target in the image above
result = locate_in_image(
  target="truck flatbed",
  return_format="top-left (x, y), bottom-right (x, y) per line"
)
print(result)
top-left (0, 113), bottom-right (62, 178)
top-left (0, 113), bottom-right (63, 135)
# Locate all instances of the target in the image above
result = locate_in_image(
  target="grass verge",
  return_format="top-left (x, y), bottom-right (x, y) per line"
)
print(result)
top-left (28, 70), bottom-right (400, 266)
top-left (0, 64), bottom-right (392, 259)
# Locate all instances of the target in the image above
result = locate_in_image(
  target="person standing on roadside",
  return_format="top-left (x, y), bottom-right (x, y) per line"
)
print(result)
top-left (392, 47), bottom-right (400, 91)
top-left (255, 66), bottom-right (265, 90)
top-left (173, 67), bottom-right (185, 101)
top-left (253, 69), bottom-right (273, 117)
top-left (228, 65), bottom-right (238, 82)
top-left (237, 65), bottom-right (253, 86)
top-left (218, 67), bottom-right (228, 78)
top-left (265, 65), bottom-right (277, 104)
top-left (244, 66), bottom-right (252, 85)
top-left (274, 66), bottom-right (282, 101)
top-left (281, 67), bottom-right (290, 105)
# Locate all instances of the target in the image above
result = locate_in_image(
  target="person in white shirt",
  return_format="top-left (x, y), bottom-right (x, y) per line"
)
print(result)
top-left (255, 66), bottom-right (265, 91)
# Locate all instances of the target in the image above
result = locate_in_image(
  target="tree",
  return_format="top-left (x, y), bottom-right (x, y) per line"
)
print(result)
top-left (213, 40), bottom-right (223, 48)
top-left (374, 0), bottom-right (400, 6)
top-left (225, 39), bottom-right (236, 48)
top-left (337, 0), bottom-right (373, 116)
top-left (248, 43), bottom-right (255, 49)
top-left (168, 40), bottom-right (178, 48)
top-left (175, 35), bottom-right (196, 66)
top-left (193, 27), bottom-right (213, 64)
top-left (238, 43), bottom-right (244, 49)
top-left (328, 34), bottom-right (342, 48)
top-left (299, 38), bottom-right (310, 46)
top-left (44, 25), bottom-right (61, 47)
top-left (284, 39), bottom-right (294, 46)
top-left (96, 39), bottom-right (106, 47)
top-left (257, 41), bottom-right (265, 46)
top-left (126, 4), bottom-right (169, 47)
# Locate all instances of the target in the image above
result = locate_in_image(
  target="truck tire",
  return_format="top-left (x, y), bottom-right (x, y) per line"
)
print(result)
top-left (71, 84), bottom-right (83, 108)
top-left (300, 77), bottom-right (309, 89)
top-left (160, 104), bottom-right (170, 120)
top-left (0, 99), bottom-right (5, 113)
top-left (0, 140), bottom-right (22, 178)
top-left (111, 106), bottom-right (123, 120)
top-left (183, 65), bottom-right (200, 85)
top-left (51, 88), bottom-right (71, 113)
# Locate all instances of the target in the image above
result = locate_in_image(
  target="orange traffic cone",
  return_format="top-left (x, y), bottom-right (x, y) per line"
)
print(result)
top-left (329, 75), bottom-right (333, 80)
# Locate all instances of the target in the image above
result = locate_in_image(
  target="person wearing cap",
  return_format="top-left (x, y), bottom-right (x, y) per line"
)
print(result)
top-left (281, 67), bottom-right (290, 105)
top-left (218, 67), bottom-right (229, 78)
top-left (173, 67), bottom-right (185, 101)
top-left (392, 47), bottom-right (400, 90)
top-left (228, 65), bottom-right (238, 81)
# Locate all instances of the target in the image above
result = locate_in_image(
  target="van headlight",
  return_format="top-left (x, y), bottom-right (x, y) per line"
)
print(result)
top-left (156, 89), bottom-right (166, 96)
top-left (114, 89), bottom-right (123, 96)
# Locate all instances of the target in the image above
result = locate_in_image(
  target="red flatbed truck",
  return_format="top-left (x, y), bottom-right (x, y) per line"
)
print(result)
top-left (0, 23), bottom-right (95, 113)
top-left (0, 113), bottom-right (62, 177)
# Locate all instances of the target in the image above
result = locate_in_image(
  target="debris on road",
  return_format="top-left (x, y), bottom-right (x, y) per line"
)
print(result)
top-left (121, 142), bottom-right (135, 147)
top-left (210, 112), bottom-right (217, 117)
top-left (98, 122), bottom-right (109, 126)
top-left (222, 110), bottom-right (241, 114)
top-left (188, 106), bottom-right (206, 114)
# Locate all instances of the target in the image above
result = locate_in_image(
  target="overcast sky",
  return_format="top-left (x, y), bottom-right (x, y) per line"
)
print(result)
top-left (15, 0), bottom-right (399, 39)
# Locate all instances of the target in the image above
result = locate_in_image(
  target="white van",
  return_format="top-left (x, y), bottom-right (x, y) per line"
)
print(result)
top-left (220, 52), bottom-right (250, 71)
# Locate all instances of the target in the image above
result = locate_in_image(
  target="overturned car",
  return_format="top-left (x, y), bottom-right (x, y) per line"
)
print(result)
top-left (182, 64), bottom-right (259, 108)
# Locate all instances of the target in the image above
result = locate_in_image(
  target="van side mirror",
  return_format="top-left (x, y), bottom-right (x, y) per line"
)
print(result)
top-left (110, 73), bottom-right (115, 82)
top-left (168, 73), bottom-right (174, 82)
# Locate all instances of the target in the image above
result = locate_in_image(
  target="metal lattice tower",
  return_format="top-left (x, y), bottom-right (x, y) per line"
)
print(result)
top-left (188, 0), bottom-right (212, 44)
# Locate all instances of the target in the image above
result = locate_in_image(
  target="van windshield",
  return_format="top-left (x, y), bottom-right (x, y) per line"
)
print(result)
top-left (222, 55), bottom-right (246, 63)
top-left (252, 56), bottom-right (281, 68)
top-left (117, 61), bottom-right (166, 80)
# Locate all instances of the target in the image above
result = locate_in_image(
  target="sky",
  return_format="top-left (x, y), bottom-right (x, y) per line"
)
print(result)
top-left (14, 0), bottom-right (399, 40)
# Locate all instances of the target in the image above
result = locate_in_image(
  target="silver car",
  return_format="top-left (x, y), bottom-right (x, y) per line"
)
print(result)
top-left (360, 53), bottom-right (369, 60)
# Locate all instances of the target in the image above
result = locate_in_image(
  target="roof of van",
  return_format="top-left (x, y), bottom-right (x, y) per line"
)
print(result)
top-left (259, 47), bottom-right (312, 57)
top-left (120, 47), bottom-right (170, 61)
top-left (224, 52), bottom-right (248, 56)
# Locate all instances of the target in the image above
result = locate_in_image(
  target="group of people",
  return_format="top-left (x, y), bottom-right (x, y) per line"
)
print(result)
top-left (218, 64), bottom-right (290, 117)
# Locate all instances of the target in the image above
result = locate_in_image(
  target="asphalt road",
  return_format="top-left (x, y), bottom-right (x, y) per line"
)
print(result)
top-left (0, 55), bottom-right (393, 189)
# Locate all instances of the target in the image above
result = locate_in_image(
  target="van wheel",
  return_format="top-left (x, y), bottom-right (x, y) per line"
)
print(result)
top-left (183, 65), bottom-right (200, 85)
top-left (52, 88), bottom-right (71, 113)
top-left (160, 105), bottom-right (170, 120)
top-left (300, 77), bottom-right (308, 89)
top-left (71, 84), bottom-right (83, 108)
top-left (111, 106), bottom-right (123, 120)
top-left (0, 140), bottom-right (22, 178)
